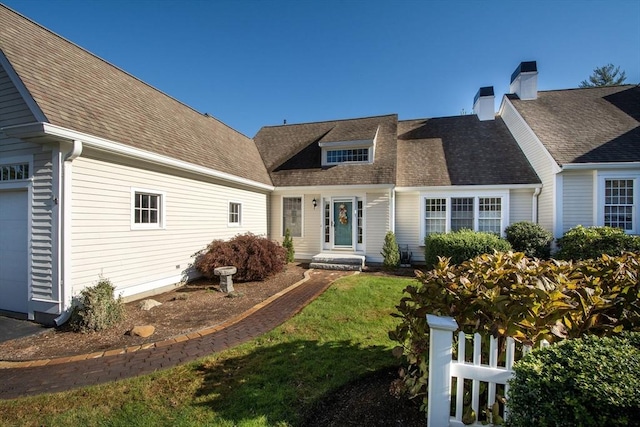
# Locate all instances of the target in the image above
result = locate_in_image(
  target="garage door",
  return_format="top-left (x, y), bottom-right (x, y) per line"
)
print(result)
top-left (0, 190), bottom-right (28, 314)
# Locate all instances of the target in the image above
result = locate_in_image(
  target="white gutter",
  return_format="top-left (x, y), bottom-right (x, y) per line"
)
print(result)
top-left (532, 187), bottom-right (541, 223)
top-left (2, 122), bottom-right (275, 192)
top-left (54, 140), bottom-right (83, 326)
top-left (561, 162), bottom-right (640, 170)
top-left (395, 183), bottom-right (542, 192)
top-left (274, 183), bottom-right (394, 192)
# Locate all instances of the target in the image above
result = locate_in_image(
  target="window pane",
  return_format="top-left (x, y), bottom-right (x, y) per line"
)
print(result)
top-left (357, 200), bottom-right (363, 244)
top-left (604, 179), bottom-right (634, 230)
top-left (324, 202), bottom-right (330, 243)
top-left (229, 203), bottom-right (241, 224)
top-left (327, 148), bottom-right (369, 164)
top-left (425, 198), bottom-right (447, 234)
top-left (451, 198), bottom-right (474, 231)
top-left (283, 197), bottom-right (302, 237)
top-left (479, 197), bottom-right (502, 233)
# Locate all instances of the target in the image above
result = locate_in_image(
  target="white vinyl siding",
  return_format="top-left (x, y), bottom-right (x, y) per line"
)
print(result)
top-left (70, 154), bottom-right (267, 298)
top-left (562, 171), bottom-right (594, 233)
top-left (0, 64), bottom-right (37, 128)
top-left (502, 100), bottom-right (558, 235)
top-left (364, 192), bottom-right (390, 262)
top-left (509, 189), bottom-right (534, 224)
top-left (395, 192), bottom-right (424, 263)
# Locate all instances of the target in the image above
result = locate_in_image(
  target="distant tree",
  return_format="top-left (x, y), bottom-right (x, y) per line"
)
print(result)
top-left (579, 63), bottom-right (627, 87)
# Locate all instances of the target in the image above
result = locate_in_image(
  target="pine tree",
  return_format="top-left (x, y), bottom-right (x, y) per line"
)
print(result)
top-left (579, 64), bottom-right (627, 88)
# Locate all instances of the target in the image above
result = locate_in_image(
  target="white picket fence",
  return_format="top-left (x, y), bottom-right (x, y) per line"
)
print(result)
top-left (426, 314), bottom-right (548, 427)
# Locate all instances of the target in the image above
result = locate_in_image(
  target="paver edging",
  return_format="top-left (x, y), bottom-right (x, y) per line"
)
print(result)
top-left (0, 269), bottom-right (315, 369)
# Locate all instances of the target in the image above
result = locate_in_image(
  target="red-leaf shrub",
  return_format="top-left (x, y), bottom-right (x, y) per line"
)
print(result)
top-left (195, 233), bottom-right (287, 282)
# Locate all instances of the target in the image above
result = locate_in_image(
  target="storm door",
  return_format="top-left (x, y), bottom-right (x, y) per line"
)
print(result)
top-left (333, 199), bottom-right (353, 248)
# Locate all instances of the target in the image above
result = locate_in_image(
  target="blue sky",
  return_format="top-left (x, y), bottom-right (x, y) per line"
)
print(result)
top-left (3, 0), bottom-right (639, 137)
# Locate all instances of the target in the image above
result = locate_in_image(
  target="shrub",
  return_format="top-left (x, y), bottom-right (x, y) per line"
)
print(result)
top-left (195, 233), bottom-right (286, 282)
top-left (507, 334), bottom-right (640, 427)
top-left (424, 229), bottom-right (512, 268)
top-left (381, 231), bottom-right (400, 270)
top-left (504, 221), bottom-right (553, 258)
top-left (282, 228), bottom-right (295, 263)
top-left (556, 225), bottom-right (640, 260)
top-left (389, 251), bottom-right (640, 411)
top-left (69, 278), bottom-right (124, 332)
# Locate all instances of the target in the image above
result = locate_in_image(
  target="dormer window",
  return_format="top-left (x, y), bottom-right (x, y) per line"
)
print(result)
top-left (320, 126), bottom-right (378, 166)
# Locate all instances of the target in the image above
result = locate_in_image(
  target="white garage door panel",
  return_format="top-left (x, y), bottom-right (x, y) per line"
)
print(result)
top-left (0, 191), bottom-right (28, 314)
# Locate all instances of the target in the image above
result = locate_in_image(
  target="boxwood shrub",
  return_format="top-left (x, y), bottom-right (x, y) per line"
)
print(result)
top-left (507, 333), bottom-right (640, 427)
top-left (556, 225), bottom-right (640, 260)
top-left (195, 233), bottom-right (286, 282)
top-left (424, 229), bottom-right (511, 268)
top-left (69, 278), bottom-right (124, 332)
top-left (504, 221), bottom-right (553, 258)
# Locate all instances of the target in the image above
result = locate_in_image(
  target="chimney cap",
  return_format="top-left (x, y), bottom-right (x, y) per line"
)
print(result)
top-left (473, 86), bottom-right (495, 106)
top-left (510, 61), bottom-right (538, 83)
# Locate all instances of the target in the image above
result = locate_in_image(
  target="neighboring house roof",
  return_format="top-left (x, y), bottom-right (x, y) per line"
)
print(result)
top-left (397, 115), bottom-right (541, 186)
top-left (253, 114), bottom-right (398, 187)
top-left (508, 85), bottom-right (640, 165)
top-left (0, 5), bottom-right (272, 186)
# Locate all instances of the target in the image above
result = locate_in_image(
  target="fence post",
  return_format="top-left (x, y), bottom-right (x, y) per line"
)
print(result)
top-left (426, 314), bottom-right (459, 427)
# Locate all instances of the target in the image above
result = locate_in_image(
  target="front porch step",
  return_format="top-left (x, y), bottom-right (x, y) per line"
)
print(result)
top-left (309, 253), bottom-right (365, 272)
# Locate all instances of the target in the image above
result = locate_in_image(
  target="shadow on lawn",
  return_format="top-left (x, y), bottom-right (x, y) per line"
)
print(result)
top-left (194, 339), bottom-right (396, 426)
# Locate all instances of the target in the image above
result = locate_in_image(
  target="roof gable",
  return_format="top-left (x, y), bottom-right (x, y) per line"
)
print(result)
top-left (508, 85), bottom-right (640, 165)
top-left (0, 5), bottom-right (272, 186)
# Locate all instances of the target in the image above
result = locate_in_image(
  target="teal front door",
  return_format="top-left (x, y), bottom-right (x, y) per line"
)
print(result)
top-left (333, 201), bottom-right (353, 247)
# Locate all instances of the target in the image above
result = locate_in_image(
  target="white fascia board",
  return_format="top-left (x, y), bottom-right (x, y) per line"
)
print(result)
top-left (274, 183), bottom-right (394, 193)
top-left (561, 162), bottom-right (640, 171)
top-left (0, 51), bottom-right (48, 122)
top-left (500, 96), bottom-right (562, 175)
top-left (3, 122), bottom-right (275, 192)
top-left (395, 183), bottom-right (542, 193)
top-left (318, 139), bottom-right (374, 148)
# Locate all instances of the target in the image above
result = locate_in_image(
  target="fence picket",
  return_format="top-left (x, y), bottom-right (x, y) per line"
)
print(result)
top-left (426, 314), bottom-right (547, 426)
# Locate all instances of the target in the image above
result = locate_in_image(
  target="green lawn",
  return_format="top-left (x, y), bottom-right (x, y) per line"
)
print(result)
top-left (0, 274), bottom-right (415, 427)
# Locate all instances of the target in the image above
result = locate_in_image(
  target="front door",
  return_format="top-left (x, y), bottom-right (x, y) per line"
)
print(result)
top-left (333, 200), bottom-right (353, 248)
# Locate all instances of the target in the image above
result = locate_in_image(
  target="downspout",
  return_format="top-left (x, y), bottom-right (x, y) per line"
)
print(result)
top-left (532, 187), bottom-right (541, 223)
top-left (54, 140), bottom-right (82, 326)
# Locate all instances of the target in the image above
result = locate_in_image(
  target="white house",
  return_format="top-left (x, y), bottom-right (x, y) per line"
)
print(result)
top-left (1, 5), bottom-right (638, 324)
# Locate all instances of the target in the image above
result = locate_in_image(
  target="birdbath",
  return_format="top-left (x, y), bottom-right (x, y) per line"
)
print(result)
top-left (213, 266), bottom-right (237, 293)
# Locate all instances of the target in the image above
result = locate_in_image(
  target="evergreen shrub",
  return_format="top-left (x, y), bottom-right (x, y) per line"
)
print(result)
top-left (424, 229), bottom-right (511, 268)
top-left (195, 233), bottom-right (286, 282)
top-left (556, 225), bottom-right (640, 260)
top-left (69, 278), bottom-right (124, 332)
top-left (282, 228), bottom-right (295, 263)
top-left (507, 334), bottom-right (640, 427)
top-left (381, 230), bottom-right (400, 270)
top-left (504, 221), bottom-right (553, 258)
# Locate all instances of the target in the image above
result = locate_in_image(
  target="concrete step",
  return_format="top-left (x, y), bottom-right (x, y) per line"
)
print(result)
top-left (310, 253), bottom-right (365, 272)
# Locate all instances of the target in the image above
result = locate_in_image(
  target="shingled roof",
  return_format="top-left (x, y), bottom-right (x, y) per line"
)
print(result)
top-left (253, 115), bottom-right (398, 187)
top-left (397, 115), bottom-right (540, 186)
top-left (508, 85), bottom-right (640, 165)
top-left (0, 5), bottom-right (272, 186)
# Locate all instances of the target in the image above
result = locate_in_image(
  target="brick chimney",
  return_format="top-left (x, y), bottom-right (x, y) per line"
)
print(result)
top-left (473, 86), bottom-right (495, 121)
top-left (510, 61), bottom-right (538, 100)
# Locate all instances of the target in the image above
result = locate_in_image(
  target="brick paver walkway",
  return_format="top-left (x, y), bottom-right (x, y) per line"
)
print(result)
top-left (0, 269), bottom-right (353, 400)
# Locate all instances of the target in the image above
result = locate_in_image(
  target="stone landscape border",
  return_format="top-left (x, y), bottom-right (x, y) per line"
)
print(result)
top-left (0, 270), bottom-right (315, 369)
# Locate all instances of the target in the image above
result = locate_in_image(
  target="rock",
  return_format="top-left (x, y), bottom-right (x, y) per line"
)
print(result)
top-left (139, 299), bottom-right (162, 310)
top-left (129, 325), bottom-right (155, 338)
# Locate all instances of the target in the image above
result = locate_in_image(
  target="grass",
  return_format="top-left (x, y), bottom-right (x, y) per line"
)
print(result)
top-left (0, 274), bottom-right (415, 426)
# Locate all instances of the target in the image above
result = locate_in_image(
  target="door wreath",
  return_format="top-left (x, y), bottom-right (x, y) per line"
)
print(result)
top-left (338, 204), bottom-right (348, 225)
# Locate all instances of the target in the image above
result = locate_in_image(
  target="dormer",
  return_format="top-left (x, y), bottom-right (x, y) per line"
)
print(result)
top-left (320, 126), bottom-right (379, 166)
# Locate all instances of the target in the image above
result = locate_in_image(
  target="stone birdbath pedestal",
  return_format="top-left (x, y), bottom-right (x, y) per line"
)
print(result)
top-left (214, 266), bottom-right (237, 293)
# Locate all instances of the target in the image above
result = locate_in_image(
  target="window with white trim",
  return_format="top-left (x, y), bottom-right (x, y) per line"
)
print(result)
top-left (604, 179), bottom-right (634, 231)
top-left (0, 163), bottom-right (29, 181)
top-left (423, 194), bottom-right (505, 238)
top-left (283, 197), bottom-right (302, 237)
top-left (326, 148), bottom-right (369, 164)
top-left (133, 191), bottom-right (163, 228)
top-left (229, 202), bottom-right (241, 226)
top-left (357, 200), bottom-right (363, 244)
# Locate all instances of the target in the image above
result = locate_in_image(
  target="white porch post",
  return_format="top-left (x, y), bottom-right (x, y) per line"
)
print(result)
top-left (426, 314), bottom-right (458, 427)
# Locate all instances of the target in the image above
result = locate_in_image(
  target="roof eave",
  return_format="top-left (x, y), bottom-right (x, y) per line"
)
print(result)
top-left (561, 162), bottom-right (640, 171)
top-left (2, 122), bottom-right (275, 192)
